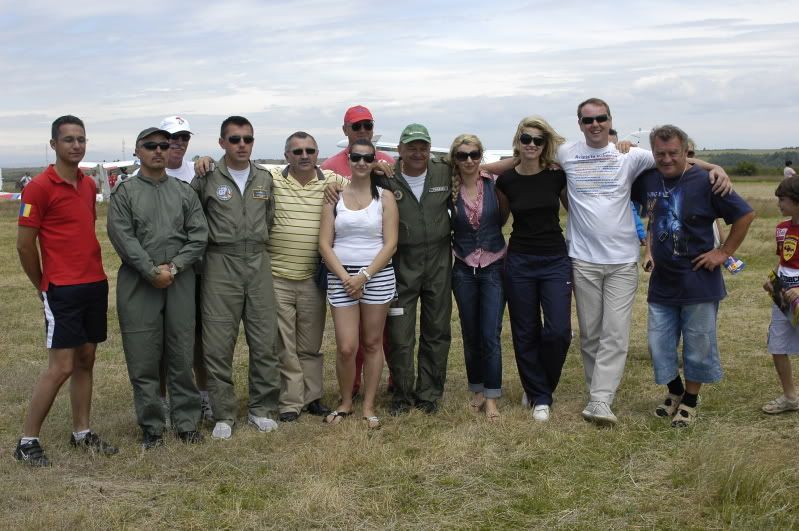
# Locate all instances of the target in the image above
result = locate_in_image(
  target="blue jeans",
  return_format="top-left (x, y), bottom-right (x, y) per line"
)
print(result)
top-left (451, 259), bottom-right (505, 398)
top-left (648, 301), bottom-right (723, 384)
top-left (505, 253), bottom-right (572, 406)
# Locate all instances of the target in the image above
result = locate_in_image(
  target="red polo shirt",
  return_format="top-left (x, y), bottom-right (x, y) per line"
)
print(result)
top-left (18, 165), bottom-right (106, 290)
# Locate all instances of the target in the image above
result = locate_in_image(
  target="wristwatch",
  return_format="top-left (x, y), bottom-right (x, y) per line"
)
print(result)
top-left (169, 262), bottom-right (178, 276)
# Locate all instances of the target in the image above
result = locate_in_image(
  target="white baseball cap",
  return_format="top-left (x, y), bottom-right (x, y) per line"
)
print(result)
top-left (159, 115), bottom-right (193, 135)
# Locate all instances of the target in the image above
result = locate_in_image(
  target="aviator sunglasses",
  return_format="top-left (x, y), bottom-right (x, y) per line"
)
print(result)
top-left (170, 133), bottom-right (191, 142)
top-left (141, 142), bottom-right (170, 151)
top-left (519, 133), bottom-right (545, 147)
top-left (454, 150), bottom-right (482, 162)
top-left (350, 121), bottom-right (374, 132)
top-left (580, 114), bottom-right (609, 125)
top-left (349, 152), bottom-right (376, 163)
top-left (291, 147), bottom-right (317, 156)
top-left (227, 135), bottom-right (254, 144)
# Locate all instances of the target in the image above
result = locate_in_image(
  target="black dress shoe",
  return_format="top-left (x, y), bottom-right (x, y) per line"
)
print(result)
top-left (177, 430), bottom-right (204, 444)
top-left (142, 432), bottom-right (164, 450)
top-left (415, 400), bottom-right (439, 414)
top-left (279, 411), bottom-right (299, 422)
top-left (303, 399), bottom-right (331, 417)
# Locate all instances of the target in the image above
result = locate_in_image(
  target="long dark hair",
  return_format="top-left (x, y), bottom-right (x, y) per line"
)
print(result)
top-left (351, 138), bottom-right (380, 200)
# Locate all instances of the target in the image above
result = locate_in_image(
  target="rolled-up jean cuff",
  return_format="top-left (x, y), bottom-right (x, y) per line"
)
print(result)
top-left (482, 387), bottom-right (502, 399)
top-left (468, 383), bottom-right (484, 394)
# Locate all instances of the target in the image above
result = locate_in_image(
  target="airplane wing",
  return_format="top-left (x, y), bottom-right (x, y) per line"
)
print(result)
top-left (79, 160), bottom-right (138, 170)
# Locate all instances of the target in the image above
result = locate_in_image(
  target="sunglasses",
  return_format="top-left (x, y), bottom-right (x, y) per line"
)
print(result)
top-left (454, 150), bottom-right (482, 161)
top-left (141, 142), bottom-right (170, 151)
top-left (350, 121), bottom-right (374, 132)
top-left (580, 114), bottom-right (609, 125)
top-left (170, 133), bottom-right (191, 142)
top-left (291, 147), bottom-right (317, 156)
top-left (349, 152), bottom-right (376, 163)
top-left (227, 135), bottom-right (254, 144)
top-left (519, 133), bottom-right (545, 147)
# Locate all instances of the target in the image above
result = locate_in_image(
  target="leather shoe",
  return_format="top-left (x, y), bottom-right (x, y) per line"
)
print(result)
top-left (303, 399), bottom-right (331, 417)
top-left (142, 432), bottom-right (164, 450)
top-left (389, 401), bottom-right (411, 417)
top-left (279, 411), bottom-right (299, 422)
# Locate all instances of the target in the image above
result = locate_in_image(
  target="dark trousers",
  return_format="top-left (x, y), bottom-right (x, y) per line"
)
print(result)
top-left (452, 259), bottom-right (505, 398)
top-left (505, 253), bottom-right (572, 406)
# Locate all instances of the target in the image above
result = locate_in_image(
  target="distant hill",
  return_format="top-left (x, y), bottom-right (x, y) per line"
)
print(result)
top-left (696, 148), bottom-right (798, 176)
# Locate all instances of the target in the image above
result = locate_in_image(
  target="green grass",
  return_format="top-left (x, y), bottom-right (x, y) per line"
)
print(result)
top-left (0, 183), bottom-right (798, 529)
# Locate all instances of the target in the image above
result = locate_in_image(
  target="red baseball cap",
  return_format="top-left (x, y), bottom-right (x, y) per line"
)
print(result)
top-left (343, 105), bottom-right (374, 124)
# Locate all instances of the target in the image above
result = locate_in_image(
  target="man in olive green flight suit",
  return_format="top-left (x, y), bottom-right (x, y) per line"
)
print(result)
top-left (108, 127), bottom-right (208, 448)
top-left (375, 124), bottom-right (454, 415)
top-left (191, 115), bottom-right (280, 440)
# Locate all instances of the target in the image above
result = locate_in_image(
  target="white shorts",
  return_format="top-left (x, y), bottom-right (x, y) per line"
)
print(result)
top-left (767, 304), bottom-right (799, 355)
top-left (327, 264), bottom-right (397, 308)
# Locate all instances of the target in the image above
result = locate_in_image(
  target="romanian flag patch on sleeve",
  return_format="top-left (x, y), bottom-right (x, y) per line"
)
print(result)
top-left (19, 202), bottom-right (32, 218)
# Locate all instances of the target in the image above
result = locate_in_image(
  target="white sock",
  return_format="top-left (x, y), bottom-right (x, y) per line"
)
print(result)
top-left (20, 436), bottom-right (39, 444)
top-left (73, 429), bottom-right (91, 442)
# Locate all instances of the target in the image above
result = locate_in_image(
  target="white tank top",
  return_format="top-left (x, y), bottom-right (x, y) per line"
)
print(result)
top-left (333, 187), bottom-right (384, 266)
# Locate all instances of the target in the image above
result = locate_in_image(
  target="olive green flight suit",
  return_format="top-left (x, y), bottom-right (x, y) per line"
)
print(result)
top-left (192, 159), bottom-right (279, 424)
top-left (107, 174), bottom-right (208, 436)
top-left (376, 158), bottom-right (453, 406)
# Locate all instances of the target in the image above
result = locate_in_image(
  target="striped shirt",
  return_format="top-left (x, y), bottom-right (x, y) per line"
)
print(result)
top-left (268, 167), bottom-right (347, 280)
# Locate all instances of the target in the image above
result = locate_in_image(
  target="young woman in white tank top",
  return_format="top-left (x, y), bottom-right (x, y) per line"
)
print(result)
top-left (318, 139), bottom-right (399, 429)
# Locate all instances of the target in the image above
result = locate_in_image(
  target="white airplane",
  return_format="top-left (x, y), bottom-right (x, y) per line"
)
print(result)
top-left (79, 159), bottom-right (138, 201)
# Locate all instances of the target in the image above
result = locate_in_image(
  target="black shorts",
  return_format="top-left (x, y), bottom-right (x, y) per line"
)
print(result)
top-left (43, 280), bottom-right (108, 349)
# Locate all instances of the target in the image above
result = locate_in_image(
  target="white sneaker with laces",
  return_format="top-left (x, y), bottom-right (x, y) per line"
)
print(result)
top-left (212, 421), bottom-right (233, 440)
top-left (247, 414), bottom-right (278, 432)
top-left (532, 405), bottom-right (550, 422)
top-left (590, 401), bottom-right (618, 426)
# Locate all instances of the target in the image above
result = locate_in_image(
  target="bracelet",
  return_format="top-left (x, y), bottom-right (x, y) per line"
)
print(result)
top-left (358, 267), bottom-right (371, 281)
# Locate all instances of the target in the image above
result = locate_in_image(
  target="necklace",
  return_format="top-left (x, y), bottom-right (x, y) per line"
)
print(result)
top-left (660, 166), bottom-right (687, 198)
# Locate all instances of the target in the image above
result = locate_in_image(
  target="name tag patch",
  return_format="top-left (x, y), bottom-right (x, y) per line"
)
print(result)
top-left (428, 186), bottom-right (449, 193)
top-left (252, 188), bottom-right (270, 200)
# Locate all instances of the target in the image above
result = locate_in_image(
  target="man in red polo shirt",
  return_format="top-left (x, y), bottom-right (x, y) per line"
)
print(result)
top-left (14, 115), bottom-right (118, 467)
top-left (321, 105), bottom-right (396, 399)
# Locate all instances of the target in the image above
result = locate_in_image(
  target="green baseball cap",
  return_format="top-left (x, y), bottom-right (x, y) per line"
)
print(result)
top-left (400, 123), bottom-right (431, 144)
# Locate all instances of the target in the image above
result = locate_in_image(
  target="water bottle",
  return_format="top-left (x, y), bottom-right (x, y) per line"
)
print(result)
top-left (724, 256), bottom-right (745, 274)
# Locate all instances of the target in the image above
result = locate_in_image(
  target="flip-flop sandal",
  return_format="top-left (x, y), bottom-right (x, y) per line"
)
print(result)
top-left (323, 410), bottom-right (352, 425)
top-left (363, 416), bottom-right (381, 429)
top-left (469, 399), bottom-right (486, 413)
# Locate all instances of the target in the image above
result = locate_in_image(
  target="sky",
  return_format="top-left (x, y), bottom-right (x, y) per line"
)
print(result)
top-left (0, 0), bottom-right (797, 167)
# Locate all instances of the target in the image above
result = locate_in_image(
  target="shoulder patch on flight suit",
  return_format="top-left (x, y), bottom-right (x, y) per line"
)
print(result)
top-left (394, 189), bottom-right (403, 201)
top-left (216, 185), bottom-right (232, 201)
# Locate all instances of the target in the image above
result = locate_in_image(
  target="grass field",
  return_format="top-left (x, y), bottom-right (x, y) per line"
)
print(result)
top-left (1, 181), bottom-right (798, 529)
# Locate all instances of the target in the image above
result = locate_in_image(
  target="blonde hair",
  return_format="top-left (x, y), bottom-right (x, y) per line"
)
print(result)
top-left (448, 133), bottom-right (484, 207)
top-left (511, 115), bottom-right (565, 167)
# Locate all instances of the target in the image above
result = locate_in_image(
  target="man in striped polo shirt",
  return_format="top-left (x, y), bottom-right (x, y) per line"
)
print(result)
top-left (268, 132), bottom-right (347, 422)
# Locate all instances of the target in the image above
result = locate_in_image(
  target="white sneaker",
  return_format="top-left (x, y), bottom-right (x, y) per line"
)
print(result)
top-left (532, 405), bottom-right (550, 422)
top-left (247, 414), bottom-right (278, 433)
top-left (212, 421), bottom-right (233, 440)
top-left (521, 393), bottom-right (530, 408)
top-left (591, 401), bottom-right (618, 426)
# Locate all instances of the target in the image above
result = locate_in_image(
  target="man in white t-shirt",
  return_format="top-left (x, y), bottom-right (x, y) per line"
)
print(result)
top-left (559, 97), bottom-right (730, 426)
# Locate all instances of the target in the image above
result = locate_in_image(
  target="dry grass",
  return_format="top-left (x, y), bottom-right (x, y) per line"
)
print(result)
top-left (0, 182), bottom-right (798, 529)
